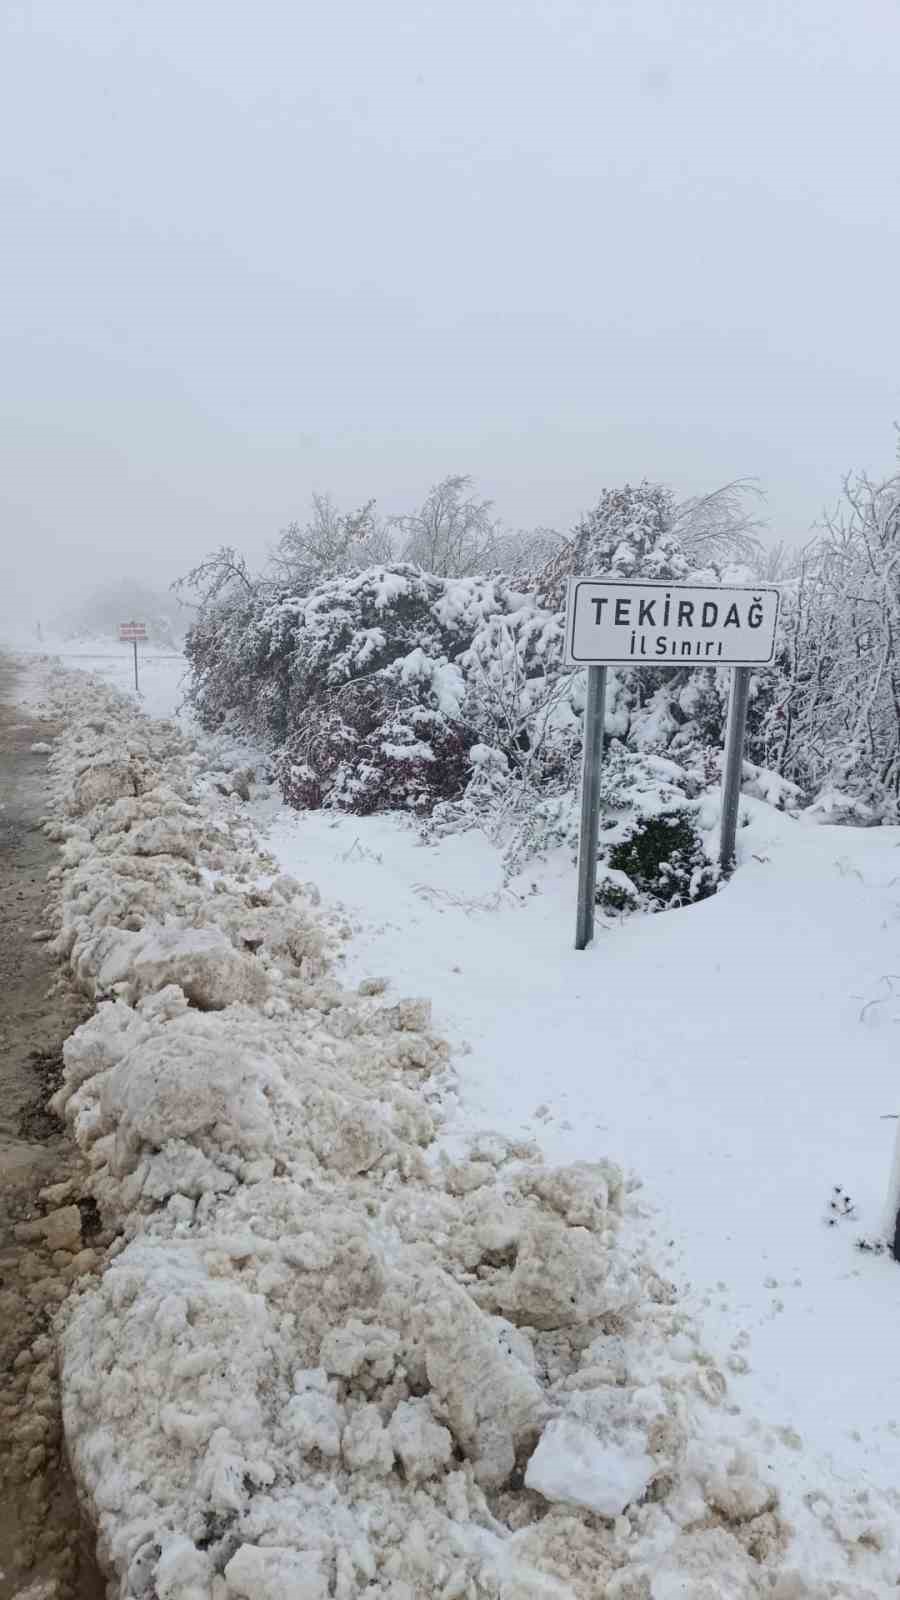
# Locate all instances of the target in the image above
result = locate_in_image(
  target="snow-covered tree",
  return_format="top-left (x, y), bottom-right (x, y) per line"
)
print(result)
top-left (490, 525), bottom-right (567, 582)
top-left (188, 458), bottom-right (900, 916)
top-left (673, 479), bottom-right (766, 570)
top-left (393, 475), bottom-right (501, 577)
top-left (535, 481), bottom-right (691, 611)
top-left (270, 495), bottom-right (394, 591)
top-left (767, 461), bottom-right (900, 814)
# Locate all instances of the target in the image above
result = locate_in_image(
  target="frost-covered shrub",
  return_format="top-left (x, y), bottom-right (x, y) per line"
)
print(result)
top-left (474, 746), bottom-right (718, 915)
top-left (458, 606), bottom-right (576, 788)
top-left (182, 463), bottom-right (900, 835)
top-left (181, 478), bottom-right (812, 909)
top-left (274, 677), bottom-right (474, 815)
top-left (603, 810), bottom-right (716, 913)
top-left (535, 481), bottom-right (691, 612)
top-left (185, 562), bottom-right (590, 818)
top-left (595, 747), bottom-right (718, 914)
top-left (749, 456), bottom-right (900, 817)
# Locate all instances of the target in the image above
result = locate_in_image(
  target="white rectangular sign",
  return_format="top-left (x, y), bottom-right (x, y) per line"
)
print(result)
top-left (119, 621), bottom-right (147, 641)
top-left (564, 579), bottom-right (779, 667)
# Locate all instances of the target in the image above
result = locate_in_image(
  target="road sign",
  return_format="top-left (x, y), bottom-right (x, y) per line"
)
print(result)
top-left (119, 621), bottom-right (146, 692)
top-left (565, 579), bottom-right (780, 667)
top-left (566, 578), bottom-right (781, 949)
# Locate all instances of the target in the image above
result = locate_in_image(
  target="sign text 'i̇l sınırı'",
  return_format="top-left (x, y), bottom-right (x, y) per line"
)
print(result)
top-left (564, 579), bottom-right (780, 667)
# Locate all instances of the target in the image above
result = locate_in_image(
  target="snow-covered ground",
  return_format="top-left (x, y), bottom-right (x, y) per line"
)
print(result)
top-left (9, 649), bottom-right (900, 1598)
top-left (259, 801), bottom-right (900, 1500)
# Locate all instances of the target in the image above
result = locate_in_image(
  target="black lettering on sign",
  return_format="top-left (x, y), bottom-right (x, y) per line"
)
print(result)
top-left (723, 603), bottom-right (741, 628)
top-left (638, 599), bottom-right (657, 626)
top-left (591, 597), bottom-right (609, 623)
top-left (701, 601), bottom-right (718, 627)
top-left (677, 600), bottom-right (695, 627)
top-left (615, 598), bottom-right (631, 626)
top-left (655, 634), bottom-right (668, 656)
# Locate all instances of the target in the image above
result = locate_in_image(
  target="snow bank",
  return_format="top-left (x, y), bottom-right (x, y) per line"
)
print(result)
top-left (34, 663), bottom-right (899, 1599)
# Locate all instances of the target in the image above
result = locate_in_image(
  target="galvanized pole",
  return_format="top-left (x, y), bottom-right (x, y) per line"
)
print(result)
top-left (133, 638), bottom-right (139, 694)
top-left (720, 665), bottom-right (751, 873)
top-left (575, 665), bottom-right (607, 950)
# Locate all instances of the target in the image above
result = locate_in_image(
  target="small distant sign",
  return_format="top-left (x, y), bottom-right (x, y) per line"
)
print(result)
top-left (119, 621), bottom-right (147, 642)
top-left (564, 579), bottom-right (780, 667)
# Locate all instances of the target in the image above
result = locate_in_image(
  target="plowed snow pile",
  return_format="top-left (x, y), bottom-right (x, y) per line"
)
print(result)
top-left (31, 663), bottom-right (899, 1598)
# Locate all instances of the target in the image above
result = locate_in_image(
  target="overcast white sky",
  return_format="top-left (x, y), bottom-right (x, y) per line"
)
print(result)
top-left (2, 0), bottom-right (899, 621)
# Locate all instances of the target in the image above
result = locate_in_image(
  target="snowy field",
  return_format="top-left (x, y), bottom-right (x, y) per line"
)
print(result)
top-left (129, 651), bottom-right (900, 1525)
top-left (8, 649), bottom-right (900, 1598)
top-left (260, 804), bottom-right (900, 1506)
top-left (6, 633), bottom-right (189, 723)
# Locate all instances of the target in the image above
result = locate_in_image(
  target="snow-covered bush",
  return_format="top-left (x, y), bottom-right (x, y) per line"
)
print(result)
top-left (184, 562), bottom-right (586, 822)
top-left (246, 568), bottom-right (506, 812)
top-left (535, 481), bottom-right (691, 613)
top-left (274, 676), bottom-right (474, 815)
top-left (184, 470), bottom-right (876, 913)
top-left (759, 460), bottom-right (900, 818)
top-left (595, 748), bottom-right (719, 913)
top-left (486, 748), bottom-right (719, 914)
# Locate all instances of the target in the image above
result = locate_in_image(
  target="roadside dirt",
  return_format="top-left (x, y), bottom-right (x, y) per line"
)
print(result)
top-left (0, 657), bottom-right (103, 1600)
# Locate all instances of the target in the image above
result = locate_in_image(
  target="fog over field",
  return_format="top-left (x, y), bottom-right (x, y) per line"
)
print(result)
top-left (2, 0), bottom-right (899, 630)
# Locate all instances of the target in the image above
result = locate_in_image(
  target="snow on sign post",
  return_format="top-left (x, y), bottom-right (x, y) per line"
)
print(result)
top-left (119, 620), bottom-right (148, 692)
top-left (564, 579), bottom-right (780, 950)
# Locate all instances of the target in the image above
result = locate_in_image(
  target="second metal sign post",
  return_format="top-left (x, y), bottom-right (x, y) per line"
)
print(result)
top-left (119, 620), bottom-right (148, 693)
top-left (566, 578), bottom-right (780, 950)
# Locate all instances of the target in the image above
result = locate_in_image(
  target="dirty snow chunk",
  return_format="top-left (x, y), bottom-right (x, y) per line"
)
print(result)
top-left (70, 760), bottom-right (138, 815)
top-left (127, 817), bottom-right (201, 859)
top-left (30, 740), bottom-right (53, 753)
top-left (417, 1271), bottom-right (547, 1485)
top-left (503, 1217), bottom-right (637, 1329)
top-left (341, 1403), bottom-right (395, 1474)
top-left (525, 1416), bottom-right (654, 1517)
top-left (14, 1204), bottom-right (82, 1252)
top-left (126, 925), bottom-right (268, 1010)
top-left (284, 1375), bottom-right (344, 1458)
top-left (100, 1030), bottom-right (276, 1171)
top-left (516, 1160), bottom-right (624, 1229)
top-left (154, 1536), bottom-right (214, 1600)
top-left (319, 1319), bottom-right (400, 1381)
top-left (703, 1450), bottom-right (778, 1522)
top-left (225, 1544), bottom-right (329, 1600)
top-left (388, 1398), bottom-right (453, 1482)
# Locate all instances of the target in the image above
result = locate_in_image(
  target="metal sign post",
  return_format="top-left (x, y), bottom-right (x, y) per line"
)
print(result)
top-left (575, 666), bottom-right (607, 950)
top-left (719, 666), bottom-right (751, 873)
top-left (564, 578), bottom-right (779, 950)
top-left (119, 621), bottom-right (148, 693)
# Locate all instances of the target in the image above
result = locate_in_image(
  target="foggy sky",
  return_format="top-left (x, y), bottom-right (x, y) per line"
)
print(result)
top-left (2, 0), bottom-right (899, 623)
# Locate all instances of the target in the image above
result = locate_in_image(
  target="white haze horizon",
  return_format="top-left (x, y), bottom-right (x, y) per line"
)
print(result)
top-left (2, 0), bottom-right (899, 629)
